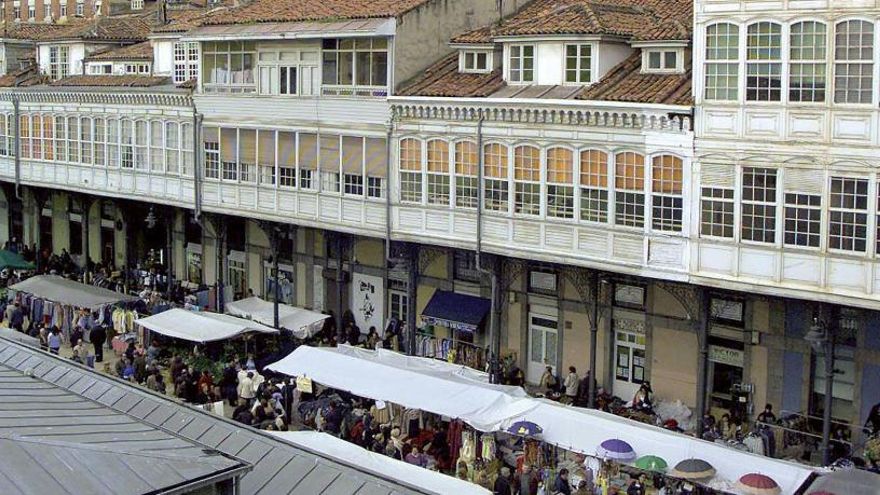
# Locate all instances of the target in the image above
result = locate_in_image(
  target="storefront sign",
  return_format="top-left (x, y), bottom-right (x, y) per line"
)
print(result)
top-left (709, 345), bottom-right (744, 367)
top-left (351, 272), bottom-right (384, 334)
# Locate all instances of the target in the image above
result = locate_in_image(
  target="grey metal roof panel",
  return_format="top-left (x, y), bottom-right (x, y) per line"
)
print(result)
top-left (0, 338), bottom-right (428, 495)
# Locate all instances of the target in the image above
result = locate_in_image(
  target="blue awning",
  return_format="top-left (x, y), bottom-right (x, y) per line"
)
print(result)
top-left (421, 290), bottom-right (491, 332)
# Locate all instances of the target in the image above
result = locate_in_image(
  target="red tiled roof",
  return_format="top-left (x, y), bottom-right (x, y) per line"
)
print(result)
top-left (202, 0), bottom-right (433, 25)
top-left (577, 52), bottom-right (692, 105)
top-left (49, 75), bottom-right (171, 87)
top-left (23, 16), bottom-right (153, 42)
top-left (397, 52), bottom-right (504, 98)
top-left (1, 23), bottom-right (74, 40)
top-left (152, 7), bottom-right (219, 34)
top-left (0, 63), bottom-right (45, 87)
top-left (451, 0), bottom-right (691, 44)
top-left (85, 41), bottom-right (153, 61)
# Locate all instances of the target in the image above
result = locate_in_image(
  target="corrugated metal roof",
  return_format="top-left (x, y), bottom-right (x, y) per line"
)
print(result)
top-left (0, 337), bottom-right (428, 495)
top-left (184, 18), bottom-right (395, 41)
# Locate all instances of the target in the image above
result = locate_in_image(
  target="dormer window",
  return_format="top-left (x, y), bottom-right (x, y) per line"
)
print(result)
top-left (564, 43), bottom-right (593, 84)
top-left (642, 48), bottom-right (683, 73)
top-left (460, 50), bottom-right (491, 73)
top-left (508, 44), bottom-right (534, 83)
top-left (131, 0), bottom-right (143, 10)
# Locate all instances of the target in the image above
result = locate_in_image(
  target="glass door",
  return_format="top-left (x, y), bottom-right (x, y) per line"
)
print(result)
top-left (527, 313), bottom-right (558, 384)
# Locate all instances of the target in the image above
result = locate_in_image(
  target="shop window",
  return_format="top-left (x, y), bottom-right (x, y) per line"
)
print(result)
top-left (613, 284), bottom-right (645, 310)
top-left (710, 298), bottom-right (744, 326)
top-left (528, 270), bottom-right (557, 295)
top-left (708, 336), bottom-right (746, 413)
top-left (613, 319), bottom-right (647, 398)
top-left (453, 251), bottom-right (480, 283)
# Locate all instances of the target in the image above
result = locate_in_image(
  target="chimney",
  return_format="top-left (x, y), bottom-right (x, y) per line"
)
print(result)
top-left (157, 0), bottom-right (166, 24)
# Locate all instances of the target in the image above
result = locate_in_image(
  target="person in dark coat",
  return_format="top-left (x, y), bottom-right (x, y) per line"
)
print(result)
top-left (493, 466), bottom-right (513, 495)
top-left (553, 468), bottom-right (572, 495)
top-left (90, 325), bottom-right (106, 363)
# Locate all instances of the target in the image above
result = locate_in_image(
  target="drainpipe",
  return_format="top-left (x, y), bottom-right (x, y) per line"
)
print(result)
top-left (472, 112), bottom-right (501, 383)
top-left (166, 208), bottom-right (174, 298)
top-left (384, 117), bottom-right (395, 266)
top-left (192, 107), bottom-right (203, 223)
top-left (12, 96), bottom-right (20, 200)
top-left (588, 270), bottom-right (600, 408)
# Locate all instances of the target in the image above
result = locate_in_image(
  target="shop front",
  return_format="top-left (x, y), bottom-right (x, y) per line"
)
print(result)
top-left (417, 289), bottom-right (491, 370)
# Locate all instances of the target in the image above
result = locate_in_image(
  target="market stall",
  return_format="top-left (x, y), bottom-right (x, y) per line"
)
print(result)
top-left (225, 296), bottom-right (329, 339)
top-left (10, 274), bottom-right (136, 309)
top-left (415, 290), bottom-right (491, 369)
top-left (0, 250), bottom-right (35, 271)
top-left (267, 345), bottom-right (818, 494)
top-left (270, 431), bottom-right (492, 495)
top-left (136, 308), bottom-right (279, 343)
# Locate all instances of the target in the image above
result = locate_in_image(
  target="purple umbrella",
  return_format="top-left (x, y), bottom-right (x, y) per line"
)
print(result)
top-left (597, 438), bottom-right (636, 461)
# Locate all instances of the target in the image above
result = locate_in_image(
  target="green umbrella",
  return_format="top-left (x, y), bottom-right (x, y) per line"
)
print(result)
top-left (0, 250), bottom-right (34, 271)
top-left (634, 455), bottom-right (668, 472)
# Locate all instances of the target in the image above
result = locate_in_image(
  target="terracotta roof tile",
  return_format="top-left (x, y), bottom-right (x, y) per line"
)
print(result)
top-left (397, 52), bottom-right (503, 98)
top-left (49, 75), bottom-right (171, 87)
top-left (577, 52), bottom-right (692, 105)
top-left (85, 41), bottom-right (153, 61)
top-left (0, 63), bottom-right (45, 87)
top-left (152, 7), bottom-right (220, 34)
top-left (202, 0), bottom-right (432, 25)
top-left (452, 0), bottom-right (691, 44)
top-left (1, 23), bottom-right (74, 40)
top-left (23, 16), bottom-right (154, 42)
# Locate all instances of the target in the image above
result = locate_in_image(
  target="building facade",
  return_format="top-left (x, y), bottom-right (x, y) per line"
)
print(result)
top-left (0, 0), bottom-right (876, 460)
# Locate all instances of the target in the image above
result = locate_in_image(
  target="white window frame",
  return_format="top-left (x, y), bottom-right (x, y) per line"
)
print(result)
top-left (833, 19), bottom-right (875, 105)
top-left (454, 140), bottom-right (478, 208)
top-left (745, 21), bottom-right (783, 102)
top-left (398, 137), bottom-right (423, 204)
top-left (545, 146), bottom-right (574, 219)
top-left (460, 50), bottom-right (492, 74)
top-left (704, 23), bottom-right (740, 101)
top-left (740, 167), bottom-right (778, 244)
top-left (579, 149), bottom-right (609, 224)
top-left (173, 41), bottom-right (199, 84)
top-left (828, 176), bottom-right (869, 253)
top-left (513, 144), bottom-right (541, 216)
top-left (507, 44), bottom-right (535, 84)
top-left (789, 20), bottom-right (827, 104)
top-left (564, 43), bottom-right (594, 84)
top-left (700, 185), bottom-right (735, 239)
top-left (48, 45), bottom-right (70, 81)
top-left (650, 154), bottom-right (684, 232)
top-left (642, 48), bottom-right (684, 73)
top-left (425, 139), bottom-right (451, 205)
top-left (75, 1), bottom-right (83, 16)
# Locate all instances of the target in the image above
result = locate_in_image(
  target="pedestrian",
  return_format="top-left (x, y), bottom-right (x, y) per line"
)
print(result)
top-left (9, 302), bottom-right (23, 332)
top-left (239, 371), bottom-right (256, 406)
top-left (133, 353), bottom-right (147, 384)
top-left (516, 464), bottom-right (538, 495)
top-left (121, 358), bottom-right (135, 381)
top-left (553, 468), bottom-right (572, 495)
top-left (47, 327), bottom-right (61, 354)
top-left (540, 366), bottom-right (557, 395)
top-left (757, 403), bottom-right (777, 424)
top-left (866, 401), bottom-right (880, 435)
top-left (627, 474), bottom-right (646, 495)
top-left (493, 466), bottom-right (513, 495)
top-left (564, 366), bottom-right (579, 402)
top-left (90, 324), bottom-right (106, 363)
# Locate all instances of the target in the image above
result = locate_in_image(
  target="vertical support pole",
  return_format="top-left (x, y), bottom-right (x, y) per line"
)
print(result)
top-left (695, 287), bottom-right (710, 438)
top-left (489, 256), bottom-right (502, 383)
top-left (588, 270), bottom-right (599, 409)
top-left (166, 209), bottom-right (174, 298)
top-left (406, 243), bottom-right (418, 355)
top-left (335, 233), bottom-right (345, 344)
top-left (216, 215), bottom-right (226, 312)
top-left (81, 196), bottom-right (91, 282)
top-left (272, 225), bottom-right (280, 329)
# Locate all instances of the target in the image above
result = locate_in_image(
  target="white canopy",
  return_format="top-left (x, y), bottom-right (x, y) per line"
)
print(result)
top-left (267, 345), bottom-right (817, 494)
top-left (270, 431), bottom-right (491, 495)
top-left (10, 275), bottom-right (136, 309)
top-left (266, 345), bottom-right (531, 431)
top-left (225, 297), bottom-right (329, 339)
top-left (137, 308), bottom-right (279, 343)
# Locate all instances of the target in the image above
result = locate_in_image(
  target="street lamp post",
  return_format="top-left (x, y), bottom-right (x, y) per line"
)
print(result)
top-left (805, 316), bottom-right (834, 466)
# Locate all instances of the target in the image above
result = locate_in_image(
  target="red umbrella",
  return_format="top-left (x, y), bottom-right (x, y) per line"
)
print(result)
top-left (736, 473), bottom-right (780, 495)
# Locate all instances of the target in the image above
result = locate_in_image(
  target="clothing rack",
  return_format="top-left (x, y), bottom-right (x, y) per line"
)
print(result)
top-left (414, 329), bottom-right (486, 370)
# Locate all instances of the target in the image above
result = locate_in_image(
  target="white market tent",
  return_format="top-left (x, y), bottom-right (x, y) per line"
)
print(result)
top-left (267, 345), bottom-right (817, 494)
top-left (10, 274), bottom-right (136, 309)
top-left (270, 431), bottom-right (491, 495)
top-left (268, 345), bottom-right (531, 432)
top-left (225, 296), bottom-right (329, 339)
top-left (136, 308), bottom-right (279, 343)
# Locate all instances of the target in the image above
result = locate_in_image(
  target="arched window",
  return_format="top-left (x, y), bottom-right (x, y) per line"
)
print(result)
top-left (614, 152), bottom-right (645, 227)
top-left (834, 20), bottom-right (874, 104)
top-left (746, 21), bottom-right (782, 101)
top-left (580, 150), bottom-right (608, 223)
top-left (651, 155), bottom-right (683, 232)
top-left (80, 116), bottom-right (93, 165)
top-left (93, 117), bottom-right (105, 166)
top-left (483, 143), bottom-right (509, 212)
top-left (454, 140), bottom-right (477, 208)
top-left (546, 147), bottom-right (573, 219)
top-left (789, 21), bottom-right (827, 102)
top-left (514, 144), bottom-right (540, 215)
top-left (705, 23), bottom-right (740, 101)
top-left (398, 138), bottom-right (422, 203)
top-left (150, 120), bottom-right (164, 172)
top-left (426, 139), bottom-right (450, 205)
top-left (66, 116), bottom-right (79, 163)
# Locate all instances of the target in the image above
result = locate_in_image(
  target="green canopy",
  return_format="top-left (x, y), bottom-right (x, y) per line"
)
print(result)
top-left (634, 455), bottom-right (668, 472)
top-left (0, 250), bottom-right (35, 271)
